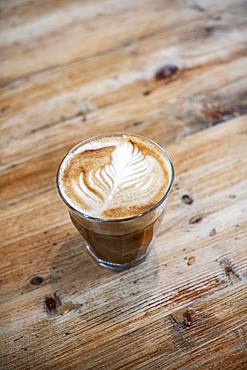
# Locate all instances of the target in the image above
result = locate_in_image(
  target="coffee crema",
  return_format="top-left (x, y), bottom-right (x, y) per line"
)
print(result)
top-left (58, 134), bottom-right (171, 219)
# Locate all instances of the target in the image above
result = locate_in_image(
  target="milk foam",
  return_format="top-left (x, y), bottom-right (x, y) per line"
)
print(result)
top-left (58, 135), bottom-right (172, 219)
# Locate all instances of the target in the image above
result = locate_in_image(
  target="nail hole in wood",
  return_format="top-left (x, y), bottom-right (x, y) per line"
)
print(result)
top-left (187, 256), bottom-right (196, 266)
top-left (45, 293), bottom-right (61, 314)
top-left (182, 194), bottom-right (193, 205)
top-left (30, 276), bottom-right (43, 286)
top-left (210, 228), bottom-right (216, 237)
top-left (155, 65), bottom-right (178, 81)
top-left (143, 90), bottom-right (151, 96)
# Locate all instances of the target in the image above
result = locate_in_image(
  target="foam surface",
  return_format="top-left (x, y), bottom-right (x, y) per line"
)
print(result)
top-left (58, 135), bottom-right (172, 219)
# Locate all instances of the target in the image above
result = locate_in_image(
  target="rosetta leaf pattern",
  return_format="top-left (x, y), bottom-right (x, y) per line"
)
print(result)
top-left (72, 141), bottom-right (161, 214)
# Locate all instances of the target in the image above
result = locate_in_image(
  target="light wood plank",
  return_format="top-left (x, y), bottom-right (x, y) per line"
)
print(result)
top-left (1, 0), bottom-right (246, 85)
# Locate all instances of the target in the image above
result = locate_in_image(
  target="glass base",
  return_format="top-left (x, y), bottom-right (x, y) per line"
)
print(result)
top-left (85, 244), bottom-right (147, 271)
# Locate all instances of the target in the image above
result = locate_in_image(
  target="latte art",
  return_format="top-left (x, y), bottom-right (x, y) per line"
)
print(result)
top-left (73, 141), bottom-right (163, 214)
top-left (58, 135), bottom-right (172, 219)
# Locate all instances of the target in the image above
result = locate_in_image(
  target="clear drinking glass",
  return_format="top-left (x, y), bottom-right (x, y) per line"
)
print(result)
top-left (56, 134), bottom-right (174, 270)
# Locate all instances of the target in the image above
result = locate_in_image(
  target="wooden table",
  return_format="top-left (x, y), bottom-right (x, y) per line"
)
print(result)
top-left (1, 1), bottom-right (247, 369)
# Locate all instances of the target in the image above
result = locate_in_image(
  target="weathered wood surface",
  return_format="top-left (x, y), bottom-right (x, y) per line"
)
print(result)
top-left (0, 0), bottom-right (247, 369)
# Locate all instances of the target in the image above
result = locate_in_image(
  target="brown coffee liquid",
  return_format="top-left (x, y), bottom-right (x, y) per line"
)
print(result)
top-left (70, 212), bottom-right (163, 265)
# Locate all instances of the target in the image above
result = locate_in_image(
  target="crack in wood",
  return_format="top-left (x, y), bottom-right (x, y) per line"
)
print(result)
top-left (27, 114), bottom-right (81, 135)
top-left (189, 215), bottom-right (203, 224)
top-left (27, 101), bottom-right (96, 135)
top-left (13, 336), bottom-right (24, 342)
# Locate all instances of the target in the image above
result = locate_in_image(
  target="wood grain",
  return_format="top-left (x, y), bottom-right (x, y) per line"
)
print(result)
top-left (0, 0), bottom-right (247, 369)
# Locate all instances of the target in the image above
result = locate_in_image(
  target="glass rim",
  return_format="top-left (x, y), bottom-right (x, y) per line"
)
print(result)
top-left (56, 132), bottom-right (175, 223)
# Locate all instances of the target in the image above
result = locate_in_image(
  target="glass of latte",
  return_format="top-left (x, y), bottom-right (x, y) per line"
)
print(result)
top-left (57, 134), bottom-right (174, 270)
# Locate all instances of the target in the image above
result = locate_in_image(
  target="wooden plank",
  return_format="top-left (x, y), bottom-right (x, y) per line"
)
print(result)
top-left (1, 52), bottom-right (247, 167)
top-left (1, 53), bottom-right (246, 198)
top-left (1, 3), bottom-right (247, 150)
top-left (1, 0), bottom-right (246, 85)
top-left (1, 3), bottom-right (247, 170)
top-left (1, 281), bottom-right (246, 369)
